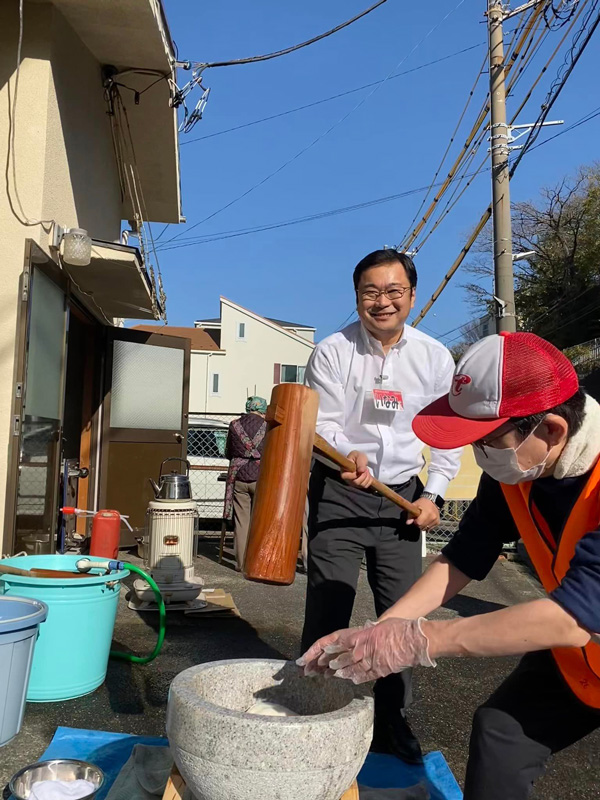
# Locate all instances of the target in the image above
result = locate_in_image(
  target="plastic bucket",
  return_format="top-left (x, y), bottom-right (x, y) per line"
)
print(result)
top-left (0, 596), bottom-right (47, 745)
top-left (0, 555), bottom-right (129, 703)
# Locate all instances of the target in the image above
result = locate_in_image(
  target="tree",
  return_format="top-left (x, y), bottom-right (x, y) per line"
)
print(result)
top-left (461, 165), bottom-right (600, 350)
top-left (448, 318), bottom-right (487, 363)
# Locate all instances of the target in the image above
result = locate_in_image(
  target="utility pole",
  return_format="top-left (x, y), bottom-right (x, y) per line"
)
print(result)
top-left (488, 0), bottom-right (516, 333)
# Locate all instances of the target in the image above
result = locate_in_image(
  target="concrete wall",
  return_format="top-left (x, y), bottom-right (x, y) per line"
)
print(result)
top-left (0, 2), bottom-right (122, 523)
top-left (189, 301), bottom-right (315, 414)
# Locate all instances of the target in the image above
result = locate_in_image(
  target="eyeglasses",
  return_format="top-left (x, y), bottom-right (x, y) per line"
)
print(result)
top-left (359, 286), bottom-right (412, 302)
top-left (473, 425), bottom-right (516, 454)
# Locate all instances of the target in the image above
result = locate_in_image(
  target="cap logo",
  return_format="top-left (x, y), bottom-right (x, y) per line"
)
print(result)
top-left (452, 373), bottom-right (472, 396)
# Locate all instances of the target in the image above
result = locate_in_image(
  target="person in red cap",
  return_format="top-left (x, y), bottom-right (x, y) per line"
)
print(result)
top-left (298, 331), bottom-right (600, 799)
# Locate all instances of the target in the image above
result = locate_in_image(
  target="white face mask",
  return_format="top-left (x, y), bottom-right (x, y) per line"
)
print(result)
top-left (473, 427), bottom-right (549, 484)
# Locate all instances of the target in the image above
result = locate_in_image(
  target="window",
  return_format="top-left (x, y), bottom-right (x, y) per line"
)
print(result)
top-left (211, 373), bottom-right (220, 395)
top-left (236, 322), bottom-right (246, 341)
top-left (281, 365), bottom-right (306, 384)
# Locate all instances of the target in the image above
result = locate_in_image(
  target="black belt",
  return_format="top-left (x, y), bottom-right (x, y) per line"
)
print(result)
top-left (316, 461), bottom-right (419, 493)
top-left (386, 476), bottom-right (418, 493)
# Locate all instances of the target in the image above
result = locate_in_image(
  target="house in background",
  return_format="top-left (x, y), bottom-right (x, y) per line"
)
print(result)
top-left (136, 296), bottom-right (316, 414)
top-left (0, 0), bottom-right (188, 554)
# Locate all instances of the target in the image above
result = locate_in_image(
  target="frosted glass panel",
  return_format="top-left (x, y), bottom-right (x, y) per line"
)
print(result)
top-left (110, 340), bottom-right (184, 429)
top-left (25, 269), bottom-right (66, 420)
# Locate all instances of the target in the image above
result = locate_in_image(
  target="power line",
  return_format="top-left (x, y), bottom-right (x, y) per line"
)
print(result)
top-left (400, 2), bottom-right (546, 250)
top-left (401, 49), bottom-right (489, 244)
top-left (156, 169), bottom-right (487, 253)
top-left (411, 1), bottom-right (600, 328)
top-left (161, 0), bottom-right (468, 249)
top-left (155, 98), bottom-right (600, 254)
top-left (180, 44), bottom-right (485, 146)
top-left (511, 0), bottom-right (600, 169)
top-left (192, 0), bottom-right (389, 70)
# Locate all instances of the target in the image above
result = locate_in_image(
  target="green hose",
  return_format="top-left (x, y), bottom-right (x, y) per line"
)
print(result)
top-left (110, 563), bottom-right (166, 665)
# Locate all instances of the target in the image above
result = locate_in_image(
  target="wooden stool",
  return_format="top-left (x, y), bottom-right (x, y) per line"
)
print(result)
top-left (162, 765), bottom-right (359, 799)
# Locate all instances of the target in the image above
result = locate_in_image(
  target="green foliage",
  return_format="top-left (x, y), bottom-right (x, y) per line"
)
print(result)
top-left (462, 165), bottom-right (600, 350)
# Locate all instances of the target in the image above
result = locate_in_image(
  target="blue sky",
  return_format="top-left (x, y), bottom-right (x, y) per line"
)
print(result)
top-left (153, 0), bottom-right (600, 344)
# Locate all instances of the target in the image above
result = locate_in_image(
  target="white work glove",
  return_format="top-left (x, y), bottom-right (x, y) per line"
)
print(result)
top-left (297, 618), bottom-right (436, 684)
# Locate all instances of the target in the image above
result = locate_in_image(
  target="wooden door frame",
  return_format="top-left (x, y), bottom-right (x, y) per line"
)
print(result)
top-left (3, 241), bottom-right (70, 555)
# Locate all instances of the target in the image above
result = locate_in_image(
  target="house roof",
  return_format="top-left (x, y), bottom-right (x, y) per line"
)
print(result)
top-left (132, 325), bottom-right (222, 351)
top-left (267, 317), bottom-right (315, 330)
top-left (195, 316), bottom-right (315, 330)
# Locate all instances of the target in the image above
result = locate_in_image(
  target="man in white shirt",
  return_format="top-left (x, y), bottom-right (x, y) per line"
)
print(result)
top-left (303, 249), bottom-right (461, 763)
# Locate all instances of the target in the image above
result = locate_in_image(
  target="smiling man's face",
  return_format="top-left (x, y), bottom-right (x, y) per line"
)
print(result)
top-left (356, 263), bottom-right (416, 342)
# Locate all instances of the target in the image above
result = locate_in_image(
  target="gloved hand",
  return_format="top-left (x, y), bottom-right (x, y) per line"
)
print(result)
top-left (297, 618), bottom-right (436, 684)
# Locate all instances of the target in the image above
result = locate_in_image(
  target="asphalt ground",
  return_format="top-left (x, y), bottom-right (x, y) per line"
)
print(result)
top-left (0, 543), bottom-right (598, 799)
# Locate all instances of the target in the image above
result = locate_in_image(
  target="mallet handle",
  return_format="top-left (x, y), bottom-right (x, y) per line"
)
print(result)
top-left (313, 434), bottom-right (421, 518)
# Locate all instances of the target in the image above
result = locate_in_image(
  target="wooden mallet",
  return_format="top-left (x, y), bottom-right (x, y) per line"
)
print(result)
top-left (243, 384), bottom-right (421, 585)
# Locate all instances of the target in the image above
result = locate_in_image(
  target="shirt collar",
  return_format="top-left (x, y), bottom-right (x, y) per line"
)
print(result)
top-left (360, 322), bottom-right (407, 355)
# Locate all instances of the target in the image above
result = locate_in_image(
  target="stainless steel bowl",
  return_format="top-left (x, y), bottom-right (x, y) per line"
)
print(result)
top-left (9, 759), bottom-right (104, 800)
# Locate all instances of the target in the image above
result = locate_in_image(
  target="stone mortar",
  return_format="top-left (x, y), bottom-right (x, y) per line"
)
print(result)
top-left (167, 659), bottom-right (374, 800)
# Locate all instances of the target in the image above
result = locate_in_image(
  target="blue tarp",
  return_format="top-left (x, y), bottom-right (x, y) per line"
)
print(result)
top-left (27, 726), bottom-right (462, 800)
top-left (358, 752), bottom-right (462, 800)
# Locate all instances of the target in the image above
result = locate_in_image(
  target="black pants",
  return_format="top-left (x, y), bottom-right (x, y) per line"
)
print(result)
top-left (301, 461), bottom-right (422, 718)
top-left (464, 649), bottom-right (600, 799)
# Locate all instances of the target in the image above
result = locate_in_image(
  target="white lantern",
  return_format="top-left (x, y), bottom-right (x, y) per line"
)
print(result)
top-left (62, 228), bottom-right (92, 266)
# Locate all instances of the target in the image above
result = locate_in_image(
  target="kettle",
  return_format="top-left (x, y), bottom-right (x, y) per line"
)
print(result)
top-left (149, 458), bottom-right (193, 501)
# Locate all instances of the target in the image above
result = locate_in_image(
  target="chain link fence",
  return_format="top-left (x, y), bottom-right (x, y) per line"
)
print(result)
top-left (425, 497), bottom-right (516, 553)
top-left (425, 499), bottom-right (470, 549)
top-left (188, 413), bottom-right (238, 530)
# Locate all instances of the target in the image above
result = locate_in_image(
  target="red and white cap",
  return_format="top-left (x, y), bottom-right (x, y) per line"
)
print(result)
top-left (413, 332), bottom-right (579, 449)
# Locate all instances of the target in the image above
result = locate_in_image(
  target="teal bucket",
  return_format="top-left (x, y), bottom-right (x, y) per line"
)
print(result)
top-left (0, 555), bottom-right (129, 703)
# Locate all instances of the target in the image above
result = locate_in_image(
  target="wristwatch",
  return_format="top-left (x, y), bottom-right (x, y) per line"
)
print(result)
top-left (420, 491), bottom-right (445, 510)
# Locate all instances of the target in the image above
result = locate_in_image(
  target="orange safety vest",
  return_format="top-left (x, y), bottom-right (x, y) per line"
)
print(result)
top-left (501, 456), bottom-right (600, 708)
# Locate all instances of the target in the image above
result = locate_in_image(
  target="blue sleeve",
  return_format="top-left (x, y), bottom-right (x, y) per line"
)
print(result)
top-left (442, 473), bottom-right (519, 580)
top-left (551, 530), bottom-right (600, 633)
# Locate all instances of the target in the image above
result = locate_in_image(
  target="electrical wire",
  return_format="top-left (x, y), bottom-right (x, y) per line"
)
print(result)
top-left (508, 0), bottom-right (590, 122)
top-left (401, 49), bottom-right (489, 245)
top-left (5, 0), bottom-right (54, 229)
top-left (511, 0), bottom-right (600, 169)
top-left (155, 43), bottom-right (484, 245)
top-left (107, 83), bottom-right (167, 319)
top-left (413, 147), bottom-right (490, 253)
top-left (335, 310), bottom-right (359, 332)
top-left (413, 2), bottom-right (600, 328)
top-left (181, 43), bottom-right (485, 147)
top-left (405, 1), bottom-right (589, 265)
top-left (155, 97), bottom-right (600, 255)
top-left (155, 168), bottom-right (488, 253)
top-left (193, 0), bottom-right (389, 69)
top-left (436, 100), bottom-right (600, 341)
top-left (161, 0), bottom-right (469, 249)
top-left (399, 2), bottom-right (544, 250)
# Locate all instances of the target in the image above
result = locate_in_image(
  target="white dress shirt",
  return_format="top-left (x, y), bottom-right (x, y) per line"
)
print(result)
top-left (305, 321), bottom-right (462, 496)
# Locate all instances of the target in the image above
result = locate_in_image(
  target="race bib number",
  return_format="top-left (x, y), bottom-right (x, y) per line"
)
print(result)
top-left (373, 389), bottom-right (403, 411)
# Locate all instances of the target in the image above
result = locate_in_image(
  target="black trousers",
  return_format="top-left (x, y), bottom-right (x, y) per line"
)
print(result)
top-left (464, 649), bottom-right (600, 799)
top-left (301, 461), bottom-right (422, 717)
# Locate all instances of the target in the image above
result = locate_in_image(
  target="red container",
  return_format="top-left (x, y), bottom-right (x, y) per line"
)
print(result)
top-left (90, 510), bottom-right (122, 559)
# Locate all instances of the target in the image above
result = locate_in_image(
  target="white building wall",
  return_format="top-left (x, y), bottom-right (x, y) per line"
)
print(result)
top-left (188, 300), bottom-right (314, 414)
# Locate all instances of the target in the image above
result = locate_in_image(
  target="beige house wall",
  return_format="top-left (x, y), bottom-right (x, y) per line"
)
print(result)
top-left (189, 300), bottom-right (315, 414)
top-left (0, 2), bottom-right (122, 524)
top-left (420, 445), bottom-right (482, 501)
